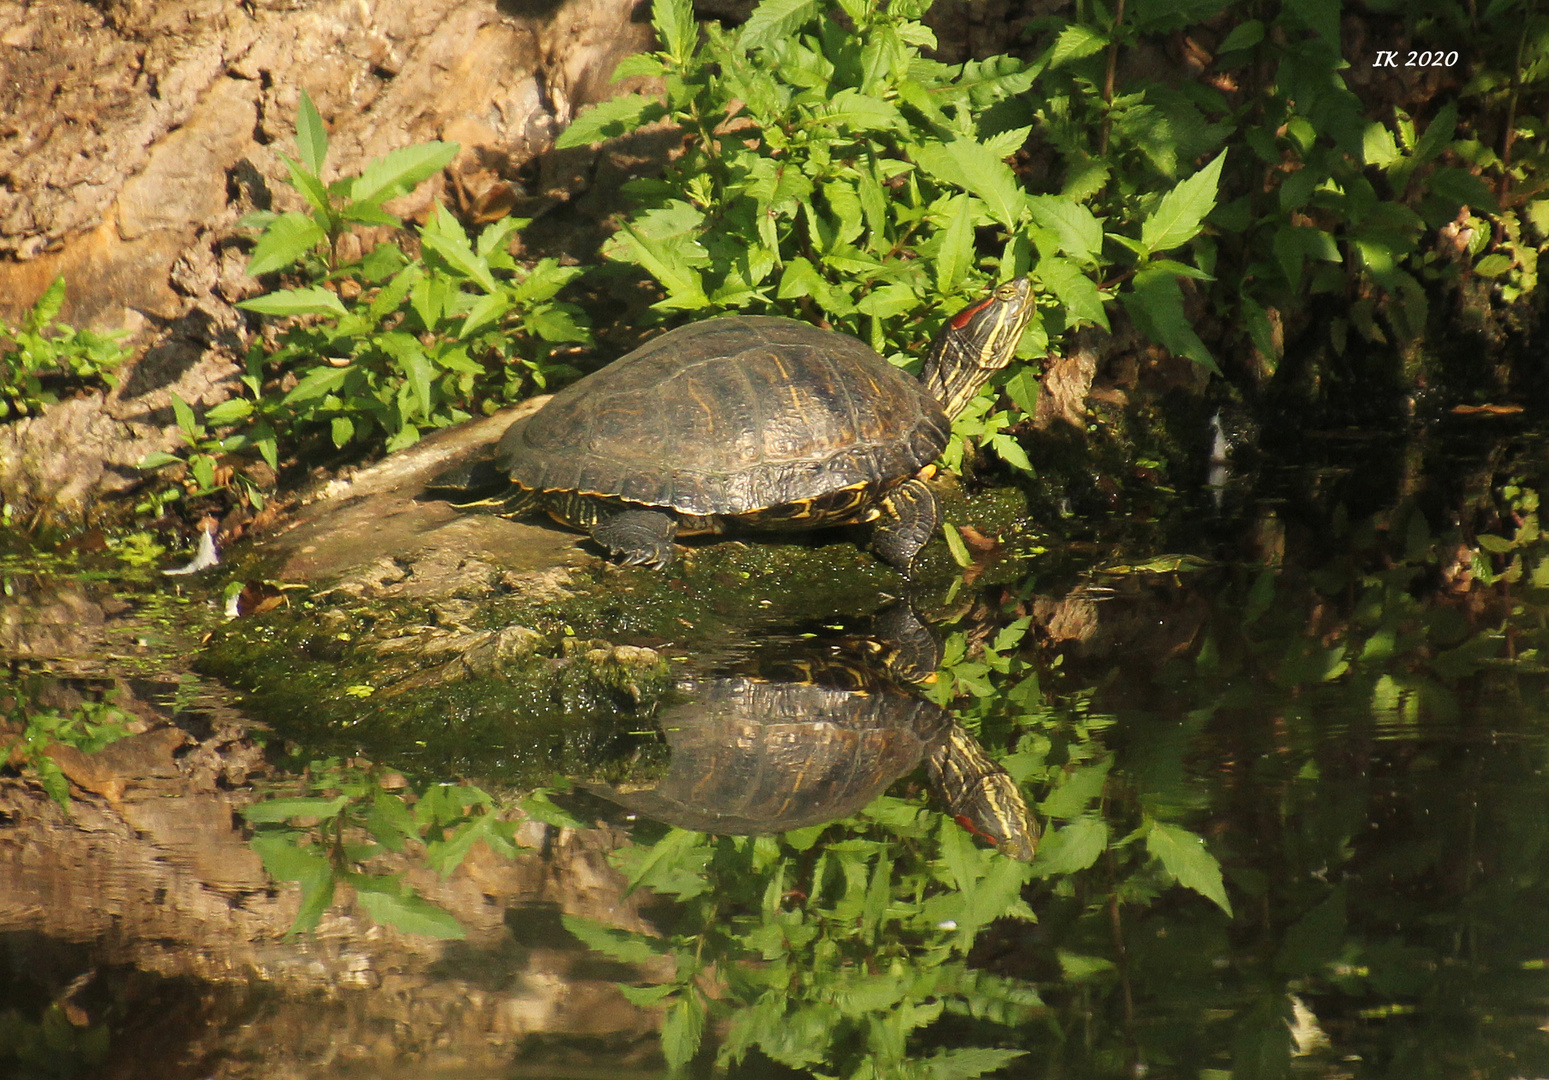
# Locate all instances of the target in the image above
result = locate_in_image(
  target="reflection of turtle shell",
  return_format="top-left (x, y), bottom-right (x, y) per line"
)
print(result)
top-left (591, 675), bottom-right (952, 835)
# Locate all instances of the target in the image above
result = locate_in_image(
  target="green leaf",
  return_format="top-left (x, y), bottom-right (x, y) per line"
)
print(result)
top-left (349, 141), bottom-right (460, 207)
top-left (562, 915), bottom-right (666, 963)
top-left (294, 89), bottom-right (329, 177)
top-left (203, 398), bottom-right (253, 426)
top-left (1146, 820), bottom-right (1233, 915)
top-left (240, 795), bottom-right (351, 823)
top-left (817, 89), bottom-right (905, 133)
top-left (942, 521), bottom-right (972, 567)
top-left (989, 432), bottom-right (1033, 472)
top-left (1121, 267), bottom-right (1218, 372)
top-left (355, 886), bottom-right (466, 939)
top-left (1027, 195), bottom-right (1103, 264)
top-left (554, 93), bottom-right (669, 150)
top-left (248, 832), bottom-right (331, 881)
top-left (1139, 151), bottom-right (1225, 255)
top-left (1037, 256), bottom-right (1109, 330)
top-left (169, 393), bottom-right (199, 436)
top-left (137, 451), bottom-right (183, 470)
top-left (30, 275), bottom-right (67, 329)
top-left (653, 0), bottom-right (696, 63)
top-left (1030, 814), bottom-right (1107, 876)
top-left (245, 211), bottom-right (327, 276)
top-left (661, 988), bottom-right (705, 1070)
top-left (1474, 253), bottom-right (1514, 278)
top-left (739, 0), bottom-right (819, 52)
top-left (1048, 23), bottom-right (1107, 67)
top-left (925, 1047), bottom-right (1030, 1080)
top-left (237, 285), bottom-right (348, 317)
top-left (281, 364), bottom-right (351, 406)
top-left (914, 137), bottom-right (1027, 229)
top-left (1217, 19), bottom-right (1264, 52)
top-left (614, 219), bottom-right (710, 310)
top-left (1040, 757), bottom-right (1110, 819)
top-left (1003, 367), bottom-right (1039, 415)
top-left (420, 205), bottom-right (498, 292)
top-left (936, 195), bottom-right (975, 295)
top-left (1362, 122), bottom-right (1402, 168)
top-left (330, 415), bottom-right (354, 448)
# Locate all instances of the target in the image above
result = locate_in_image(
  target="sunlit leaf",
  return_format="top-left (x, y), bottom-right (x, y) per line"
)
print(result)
top-left (563, 914), bottom-right (667, 963)
top-left (355, 884), bottom-right (466, 940)
top-left (1139, 151), bottom-right (1225, 255)
top-left (1146, 820), bottom-right (1233, 916)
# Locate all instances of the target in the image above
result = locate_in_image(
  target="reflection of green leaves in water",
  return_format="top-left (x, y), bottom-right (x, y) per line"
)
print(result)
top-left (567, 806), bottom-right (1042, 1077)
top-left (240, 758), bottom-right (523, 938)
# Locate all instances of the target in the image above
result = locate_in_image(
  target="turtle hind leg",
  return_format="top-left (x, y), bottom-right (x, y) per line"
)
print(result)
top-left (871, 475), bottom-right (940, 576)
top-left (592, 509), bottom-right (679, 568)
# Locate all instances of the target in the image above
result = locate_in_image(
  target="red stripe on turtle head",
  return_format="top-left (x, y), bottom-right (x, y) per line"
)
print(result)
top-left (949, 295), bottom-right (995, 330)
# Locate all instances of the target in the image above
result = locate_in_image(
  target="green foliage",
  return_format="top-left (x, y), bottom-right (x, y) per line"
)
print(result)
top-left (0, 276), bottom-right (131, 422)
top-left (0, 693), bottom-right (132, 807)
top-left (140, 89), bottom-right (591, 504)
top-left (240, 757), bottom-right (525, 938)
top-left (560, 0), bottom-right (1224, 471)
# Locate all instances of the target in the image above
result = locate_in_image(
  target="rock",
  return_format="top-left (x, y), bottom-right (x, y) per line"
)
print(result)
top-left (0, 0), bottom-right (654, 522)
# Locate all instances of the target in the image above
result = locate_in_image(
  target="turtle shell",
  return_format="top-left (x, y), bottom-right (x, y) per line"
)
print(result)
top-left (496, 317), bottom-right (952, 518)
top-left (590, 673), bottom-right (953, 835)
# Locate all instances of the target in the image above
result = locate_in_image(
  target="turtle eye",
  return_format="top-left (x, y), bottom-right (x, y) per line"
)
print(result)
top-left (995, 283), bottom-right (1019, 300)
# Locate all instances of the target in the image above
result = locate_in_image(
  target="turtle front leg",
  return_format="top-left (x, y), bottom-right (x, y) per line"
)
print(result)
top-left (592, 509), bottom-right (679, 568)
top-left (871, 474), bottom-right (940, 576)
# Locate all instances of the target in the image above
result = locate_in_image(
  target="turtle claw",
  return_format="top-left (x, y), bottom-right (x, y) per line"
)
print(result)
top-left (592, 509), bottom-right (679, 569)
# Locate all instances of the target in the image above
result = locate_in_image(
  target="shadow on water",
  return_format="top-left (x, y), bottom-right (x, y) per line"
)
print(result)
top-left (5, 417), bottom-right (1549, 1077)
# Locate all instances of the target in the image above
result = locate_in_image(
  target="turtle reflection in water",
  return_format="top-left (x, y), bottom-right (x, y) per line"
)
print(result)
top-left (587, 609), bottom-right (1038, 860)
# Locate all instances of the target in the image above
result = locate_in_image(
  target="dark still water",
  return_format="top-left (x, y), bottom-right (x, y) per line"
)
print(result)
top-left (4, 419), bottom-right (1549, 1079)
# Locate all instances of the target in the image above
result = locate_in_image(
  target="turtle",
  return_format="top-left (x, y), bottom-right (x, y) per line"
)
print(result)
top-left (583, 605), bottom-right (1039, 860)
top-left (434, 278), bottom-right (1036, 573)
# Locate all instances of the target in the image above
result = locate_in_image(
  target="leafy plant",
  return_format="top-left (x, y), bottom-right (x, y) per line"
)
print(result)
top-left (0, 693), bottom-right (133, 806)
top-left (559, 0), bottom-right (1225, 473)
top-left (0, 275), bottom-right (131, 421)
top-left (139, 89), bottom-right (592, 505)
top-left (240, 757), bottom-right (547, 938)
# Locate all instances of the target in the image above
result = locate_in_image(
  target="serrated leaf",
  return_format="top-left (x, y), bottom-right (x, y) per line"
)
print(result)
top-left (281, 364), bottom-right (351, 406)
top-left (563, 914), bottom-right (666, 964)
top-left (1003, 367), bottom-right (1039, 415)
top-left (1036, 256), bottom-right (1108, 330)
top-left (1027, 196), bottom-right (1103, 264)
top-left (925, 1046), bottom-right (1029, 1079)
top-left (914, 137), bottom-right (1027, 229)
top-left (936, 195), bottom-right (975, 294)
top-left (240, 795), bottom-right (351, 823)
top-left (421, 205), bottom-right (498, 292)
top-left (30, 275), bottom-right (67, 329)
top-left (1121, 267), bottom-right (1217, 372)
top-left (1362, 122), bottom-right (1402, 168)
top-left (1030, 814), bottom-right (1107, 876)
top-left (554, 93), bottom-right (669, 150)
top-left (294, 90), bottom-right (329, 177)
top-left (237, 285), bottom-right (348, 317)
top-left (990, 432), bottom-right (1033, 473)
top-left (661, 988), bottom-right (705, 1070)
top-left (653, 0), bottom-right (696, 63)
top-left (1049, 23), bottom-right (1107, 67)
top-left (1139, 151), bottom-right (1225, 254)
top-left (350, 141), bottom-right (460, 207)
top-left (245, 211), bottom-right (328, 276)
top-left (739, 0), bottom-right (819, 51)
top-left (248, 832), bottom-right (332, 881)
top-left (1146, 820), bottom-right (1232, 915)
top-left (355, 886), bottom-right (466, 940)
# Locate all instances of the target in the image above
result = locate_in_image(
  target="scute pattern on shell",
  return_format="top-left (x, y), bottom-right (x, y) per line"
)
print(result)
top-left (495, 316), bottom-right (952, 517)
top-left (606, 675), bottom-right (952, 834)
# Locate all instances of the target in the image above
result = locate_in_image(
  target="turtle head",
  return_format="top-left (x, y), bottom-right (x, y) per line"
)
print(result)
top-left (919, 277), bottom-right (1036, 418)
